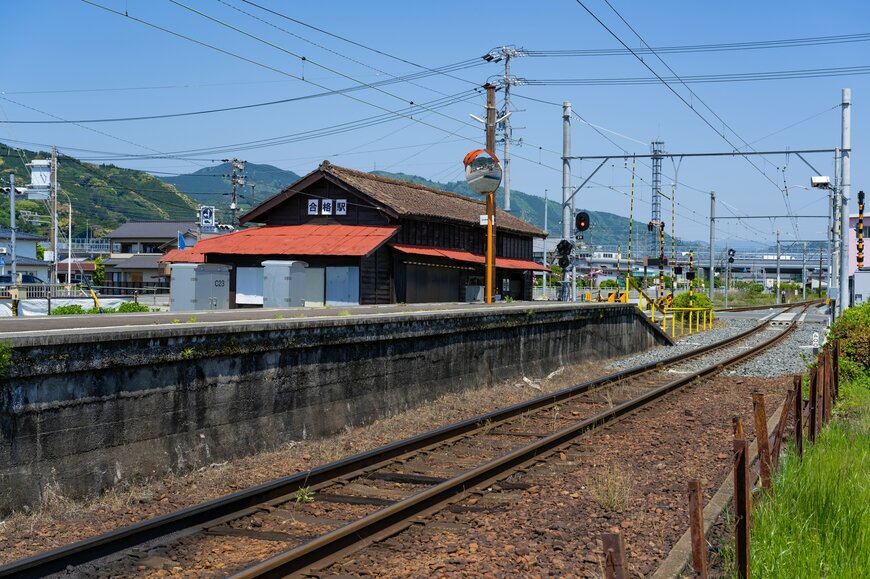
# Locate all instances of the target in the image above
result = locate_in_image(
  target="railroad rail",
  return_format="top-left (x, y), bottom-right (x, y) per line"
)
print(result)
top-left (0, 304), bottom-right (811, 578)
top-left (715, 297), bottom-right (825, 313)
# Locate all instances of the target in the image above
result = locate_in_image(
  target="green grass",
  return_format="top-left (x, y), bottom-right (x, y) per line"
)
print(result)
top-left (745, 370), bottom-right (870, 578)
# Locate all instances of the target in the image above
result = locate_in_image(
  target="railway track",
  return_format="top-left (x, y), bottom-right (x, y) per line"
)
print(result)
top-left (0, 303), bottom-right (811, 578)
top-left (715, 297), bottom-right (825, 313)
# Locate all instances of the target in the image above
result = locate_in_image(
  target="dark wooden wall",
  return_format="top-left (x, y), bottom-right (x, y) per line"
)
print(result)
top-left (264, 181), bottom-right (390, 227)
top-left (360, 245), bottom-right (393, 305)
top-left (395, 218), bottom-right (533, 260)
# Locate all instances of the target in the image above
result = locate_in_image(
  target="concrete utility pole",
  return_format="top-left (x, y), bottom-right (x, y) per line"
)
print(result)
top-left (802, 242), bottom-right (807, 300)
top-left (51, 146), bottom-right (58, 286)
top-left (562, 101), bottom-right (572, 301)
top-left (840, 88), bottom-right (851, 312)
top-left (502, 50), bottom-right (512, 212)
top-left (8, 173), bottom-right (15, 277)
top-left (67, 199), bottom-right (72, 284)
top-left (223, 158), bottom-right (247, 228)
top-left (830, 147), bottom-right (840, 300)
top-left (543, 188), bottom-right (548, 290)
top-left (776, 230), bottom-right (782, 304)
top-left (709, 191), bottom-right (716, 300)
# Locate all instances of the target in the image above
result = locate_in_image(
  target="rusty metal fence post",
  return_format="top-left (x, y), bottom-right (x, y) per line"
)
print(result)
top-left (771, 388), bottom-right (793, 471)
top-left (602, 532), bottom-right (628, 579)
top-left (808, 366), bottom-right (818, 443)
top-left (793, 375), bottom-right (803, 458)
top-left (688, 479), bottom-right (708, 578)
top-left (733, 436), bottom-right (750, 579)
top-left (752, 392), bottom-right (774, 496)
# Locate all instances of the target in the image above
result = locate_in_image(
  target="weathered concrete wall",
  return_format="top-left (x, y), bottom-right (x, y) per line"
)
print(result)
top-left (0, 303), bottom-right (670, 512)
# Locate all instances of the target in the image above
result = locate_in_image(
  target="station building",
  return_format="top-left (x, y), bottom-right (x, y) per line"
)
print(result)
top-left (162, 161), bottom-right (548, 306)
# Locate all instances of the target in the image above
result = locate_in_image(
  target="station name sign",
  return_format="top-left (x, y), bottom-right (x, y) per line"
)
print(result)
top-left (307, 198), bottom-right (348, 216)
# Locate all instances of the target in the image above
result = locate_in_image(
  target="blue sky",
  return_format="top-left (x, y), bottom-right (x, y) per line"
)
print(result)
top-left (3, 0), bottom-right (868, 244)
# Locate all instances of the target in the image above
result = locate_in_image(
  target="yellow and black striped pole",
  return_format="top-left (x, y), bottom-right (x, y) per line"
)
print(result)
top-left (671, 183), bottom-right (677, 293)
top-left (689, 249), bottom-right (694, 308)
top-left (628, 157), bottom-right (635, 296)
top-left (659, 221), bottom-right (666, 305)
top-left (858, 190), bottom-right (865, 268)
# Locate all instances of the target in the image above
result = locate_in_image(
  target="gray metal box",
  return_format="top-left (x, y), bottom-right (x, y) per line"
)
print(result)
top-left (170, 263), bottom-right (230, 312)
top-left (465, 285), bottom-right (484, 302)
top-left (853, 268), bottom-right (870, 306)
top-left (262, 260), bottom-right (308, 309)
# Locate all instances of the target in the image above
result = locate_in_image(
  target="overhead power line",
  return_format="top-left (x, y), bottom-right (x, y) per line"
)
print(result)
top-left (522, 65), bottom-right (870, 86)
top-left (525, 31), bottom-right (870, 57)
top-left (575, 0), bottom-right (800, 238)
top-left (0, 61), bottom-right (482, 124)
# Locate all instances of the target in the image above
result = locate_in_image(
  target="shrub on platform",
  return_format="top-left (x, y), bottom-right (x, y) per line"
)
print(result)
top-left (49, 304), bottom-right (87, 316)
top-left (670, 291), bottom-right (712, 314)
top-left (117, 302), bottom-right (150, 313)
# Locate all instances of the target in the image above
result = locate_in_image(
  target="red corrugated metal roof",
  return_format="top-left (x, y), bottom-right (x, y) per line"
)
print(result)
top-left (390, 244), bottom-right (550, 272)
top-left (190, 225), bottom-right (399, 257)
top-left (160, 249), bottom-right (205, 263)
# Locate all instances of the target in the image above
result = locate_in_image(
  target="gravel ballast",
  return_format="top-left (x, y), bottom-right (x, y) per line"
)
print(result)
top-left (728, 319), bottom-right (827, 377)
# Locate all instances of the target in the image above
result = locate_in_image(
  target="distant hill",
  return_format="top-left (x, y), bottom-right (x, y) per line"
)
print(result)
top-left (372, 171), bottom-right (692, 250)
top-left (161, 162), bottom-right (300, 210)
top-left (0, 143), bottom-right (198, 238)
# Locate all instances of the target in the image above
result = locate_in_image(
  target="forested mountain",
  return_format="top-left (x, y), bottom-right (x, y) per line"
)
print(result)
top-left (0, 144), bottom-right (199, 238)
top-left (373, 171), bottom-right (684, 249)
top-left (0, 143), bottom-right (692, 250)
top-left (161, 162), bottom-right (300, 209)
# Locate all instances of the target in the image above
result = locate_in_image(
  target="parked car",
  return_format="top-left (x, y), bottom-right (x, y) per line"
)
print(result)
top-left (0, 273), bottom-right (47, 285)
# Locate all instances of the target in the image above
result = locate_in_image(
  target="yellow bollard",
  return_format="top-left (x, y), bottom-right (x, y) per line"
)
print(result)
top-left (651, 303), bottom-right (656, 323)
top-left (688, 311), bottom-right (693, 335)
top-left (681, 312), bottom-right (685, 336)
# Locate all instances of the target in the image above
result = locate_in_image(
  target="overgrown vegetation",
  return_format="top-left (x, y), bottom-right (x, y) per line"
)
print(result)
top-left (826, 301), bottom-right (870, 369)
top-left (587, 464), bottom-right (634, 510)
top-left (745, 370), bottom-right (870, 578)
top-left (49, 301), bottom-right (152, 315)
top-left (0, 340), bottom-right (12, 375)
top-left (739, 306), bottom-right (870, 578)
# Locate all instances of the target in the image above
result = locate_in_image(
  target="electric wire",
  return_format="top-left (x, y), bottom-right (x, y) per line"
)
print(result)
top-left (525, 32), bottom-right (870, 57)
top-left (575, 0), bottom-right (800, 239)
top-left (521, 65), bottom-right (870, 85)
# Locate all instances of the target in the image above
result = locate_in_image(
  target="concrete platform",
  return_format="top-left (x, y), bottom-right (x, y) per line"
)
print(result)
top-left (0, 302), bottom-right (671, 512)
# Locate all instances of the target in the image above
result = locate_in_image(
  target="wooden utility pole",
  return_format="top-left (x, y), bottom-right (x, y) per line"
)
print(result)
top-left (484, 83), bottom-right (496, 304)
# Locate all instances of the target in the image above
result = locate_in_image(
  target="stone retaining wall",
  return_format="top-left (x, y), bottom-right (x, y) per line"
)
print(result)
top-left (0, 303), bottom-right (670, 512)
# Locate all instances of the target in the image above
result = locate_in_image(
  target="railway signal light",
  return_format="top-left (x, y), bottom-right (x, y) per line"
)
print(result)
top-left (686, 271), bottom-right (696, 281)
top-left (647, 221), bottom-right (654, 232)
top-left (575, 211), bottom-right (590, 232)
top-left (728, 248), bottom-right (736, 257)
top-left (556, 239), bottom-right (574, 256)
top-left (558, 255), bottom-right (571, 268)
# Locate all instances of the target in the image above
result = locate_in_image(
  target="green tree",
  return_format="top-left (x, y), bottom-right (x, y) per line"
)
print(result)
top-left (93, 256), bottom-right (105, 285)
top-left (36, 243), bottom-right (45, 260)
